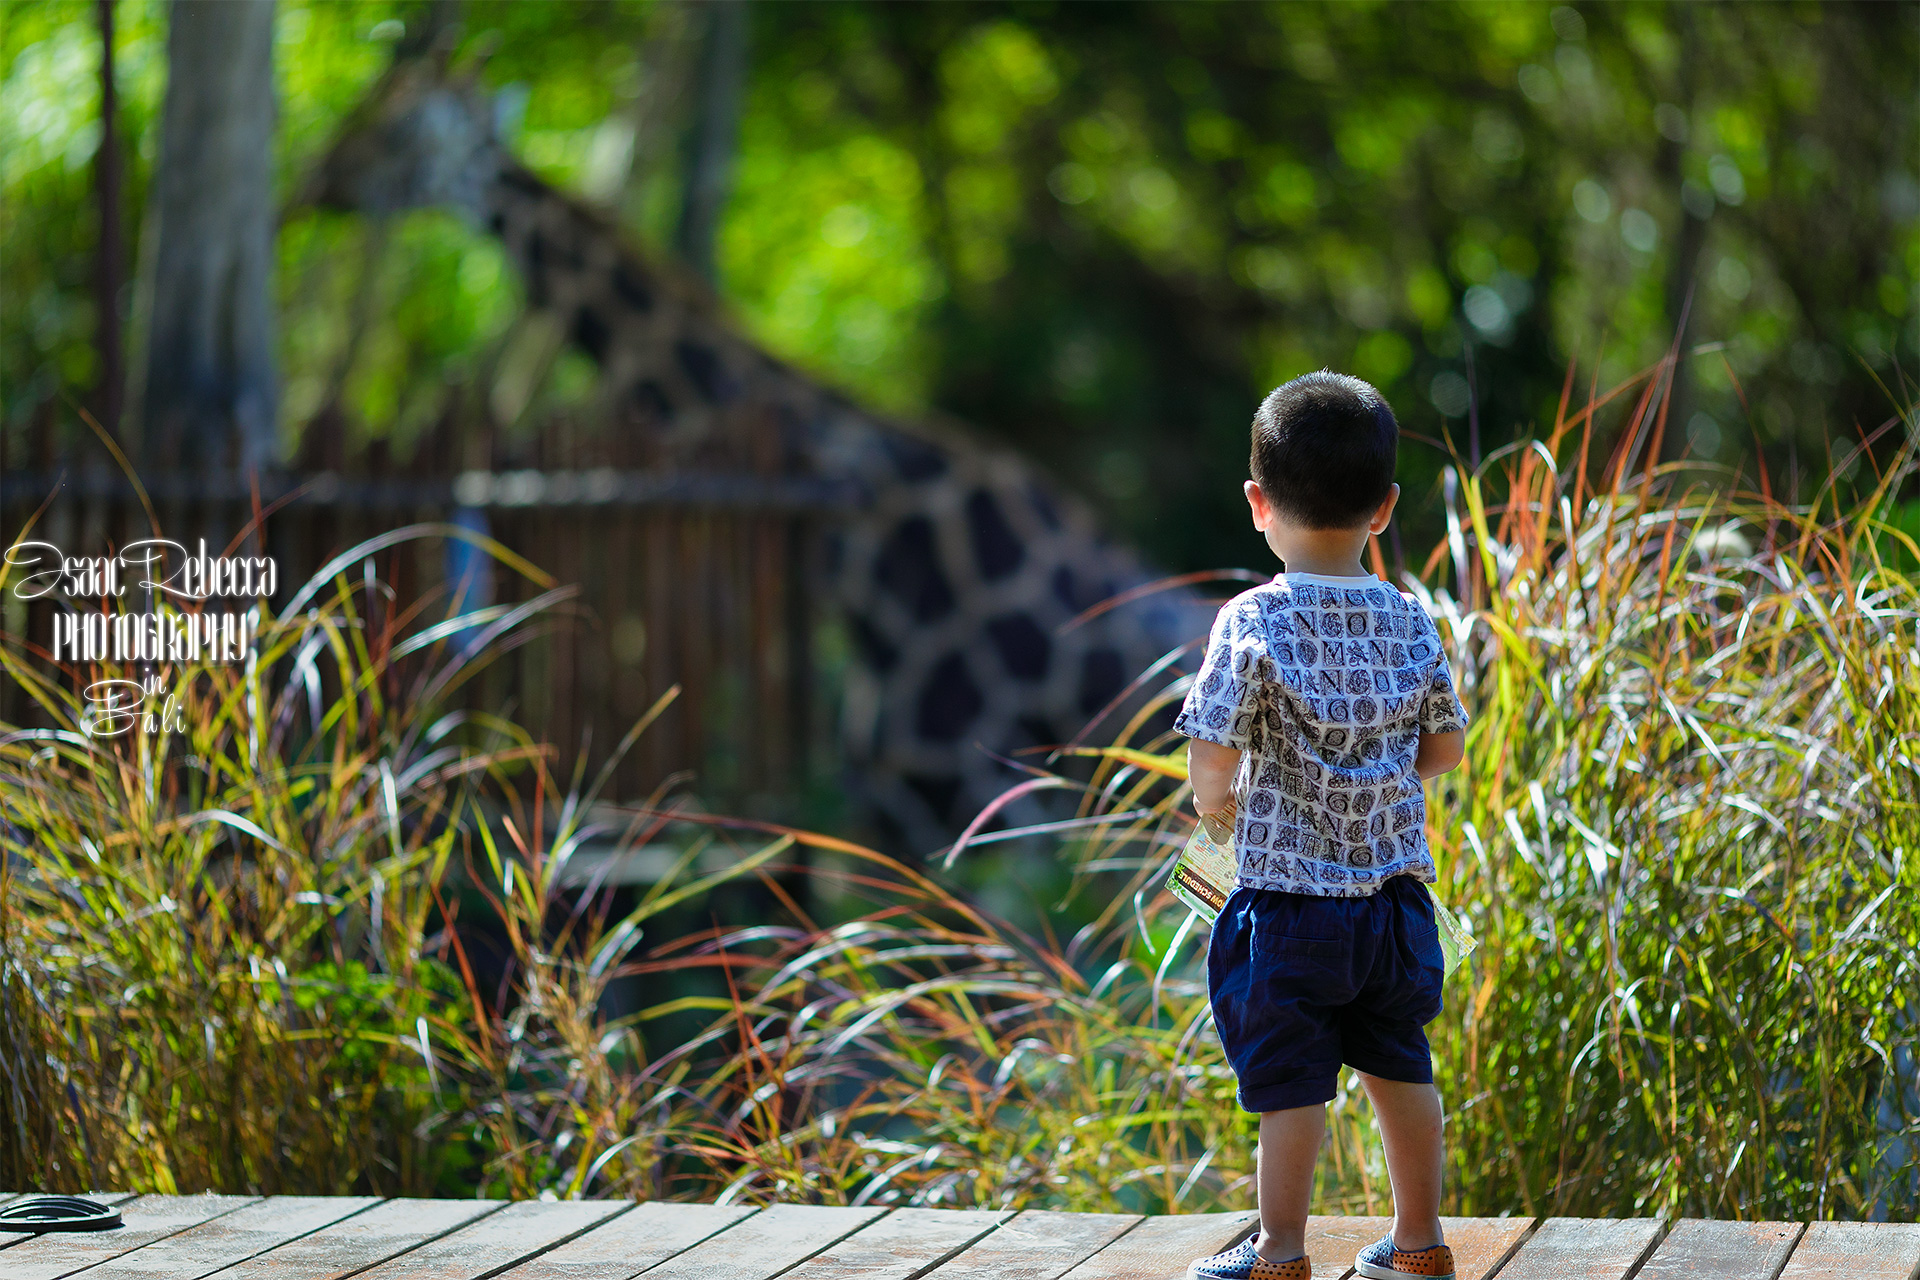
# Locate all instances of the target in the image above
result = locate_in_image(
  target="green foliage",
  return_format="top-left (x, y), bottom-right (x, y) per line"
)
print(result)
top-left (5, 1), bottom-right (1913, 574)
top-left (741, 1), bottom-right (1917, 567)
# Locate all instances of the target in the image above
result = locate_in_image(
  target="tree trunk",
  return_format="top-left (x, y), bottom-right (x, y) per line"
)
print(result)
top-left (91, 0), bottom-right (124, 441)
top-left (138, 0), bottom-right (278, 473)
top-left (673, 0), bottom-right (747, 283)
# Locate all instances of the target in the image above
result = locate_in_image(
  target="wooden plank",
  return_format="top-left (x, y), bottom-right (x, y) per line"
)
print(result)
top-left (1778, 1222), bottom-right (1920, 1280)
top-left (491, 1205), bottom-right (752, 1280)
top-left (492, 1202), bottom-right (759, 1280)
top-left (1492, 1217), bottom-right (1665, 1280)
top-left (772, 1209), bottom-right (1013, 1280)
top-left (1439, 1217), bottom-right (1537, 1280)
top-left (1299, 1216), bottom-right (1389, 1280)
top-left (0, 1193), bottom-right (259, 1280)
top-left (1638, 1219), bottom-right (1803, 1280)
top-left (925, 1210), bottom-right (1143, 1280)
top-left (65, 1195), bottom-right (381, 1279)
top-left (1057, 1211), bottom-right (1259, 1280)
top-left (210, 1199), bottom-right (505, 1280)
top-left (632, 1204), bottom-right (888, 1280)
top-left (349, 1200), bottom-right (629, 1280)
top-left (0, 1192), bottom-right (33, 1242)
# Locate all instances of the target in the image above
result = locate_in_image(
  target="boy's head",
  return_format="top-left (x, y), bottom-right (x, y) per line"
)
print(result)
top-left (1249, 371), bottom-right (1399, 529)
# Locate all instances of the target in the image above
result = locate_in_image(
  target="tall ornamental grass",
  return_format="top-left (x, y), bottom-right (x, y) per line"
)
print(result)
top-left (0, 519), bottom-right (577, 1193)
top-left (1420, 369), bottom-right (1920, 1215)
top-left (1015, 361), bottom-right (1920, 1216)
top-left (3, 356), bottom-right (1916, 1216)
top-left (448, 359), bottom-right (1920, 1217)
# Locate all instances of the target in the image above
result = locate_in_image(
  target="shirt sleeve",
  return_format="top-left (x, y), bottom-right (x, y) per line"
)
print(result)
top-left (1413, 610), bottom-right (1470, 734)
top-left (1174, 597), bottom-right (1263, 751)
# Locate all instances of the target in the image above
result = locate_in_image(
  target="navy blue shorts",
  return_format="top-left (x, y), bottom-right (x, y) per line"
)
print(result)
top-left (1206, 874), bottom-right (1445, 1113)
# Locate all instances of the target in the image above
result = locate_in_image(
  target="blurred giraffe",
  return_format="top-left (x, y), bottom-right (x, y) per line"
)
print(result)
top-left (302, 50), bottom-right (1208, 852)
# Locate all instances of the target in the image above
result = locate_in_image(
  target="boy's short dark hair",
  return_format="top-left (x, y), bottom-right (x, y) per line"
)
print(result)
top-left (1250, 371), bottom-right (1399, 529)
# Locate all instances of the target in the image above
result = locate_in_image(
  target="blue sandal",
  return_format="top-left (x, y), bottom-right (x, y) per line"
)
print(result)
top-left (1187, 1236), bottom-right (1311, 1280)
top-left (1354, 1236), bottom-right (1455, 1279)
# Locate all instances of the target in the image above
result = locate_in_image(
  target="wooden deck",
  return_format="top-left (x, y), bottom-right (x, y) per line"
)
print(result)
top-left (2, 1195), bottom-right (1917, 1280)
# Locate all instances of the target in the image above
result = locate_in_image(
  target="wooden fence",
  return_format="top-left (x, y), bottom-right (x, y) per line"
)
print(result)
top-left (1, 412), bottom-right (854, 811)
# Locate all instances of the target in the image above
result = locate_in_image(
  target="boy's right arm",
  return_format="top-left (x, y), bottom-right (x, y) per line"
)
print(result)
top-left (1173, 596), bottom-right (1260, 815)
top-left (1186, 737), bottom-right (1243, 815)
top-left (1414, 729), bottom-right (1464, 779)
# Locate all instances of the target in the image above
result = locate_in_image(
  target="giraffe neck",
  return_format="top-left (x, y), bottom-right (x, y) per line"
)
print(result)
top-left (481, 161), bottom-right (831, 460)
top-left (471, 157), bottom-right (1208, 849)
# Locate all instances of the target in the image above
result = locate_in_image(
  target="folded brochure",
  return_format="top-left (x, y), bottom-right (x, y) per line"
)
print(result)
top-left (1167, 799), bottom-right (1477, 978)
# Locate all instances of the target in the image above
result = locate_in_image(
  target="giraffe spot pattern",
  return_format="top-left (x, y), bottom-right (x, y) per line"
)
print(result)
top-left (875, 518), bottom-right (956, 623)
top-left (572, 305), bottom-right (611, 362)
top-left (629, 379), bottom-right (673, 420)
top-left (318, 84), bottom-right (1219, 855)
top-left (903, 772), bottom-right (964, 825)
top-left (1014, 714), bottom-right (1058, 749)
top-left (917, 652), bottom-right (985, 742)
top-left (850, 613), bottom-right (899, 673)
top-left (1027, 483), bottom-right (1062, 531)
top-left (986, 613), bottom-right (1051, 681)
top-left (1051, 565), bottom-right (1114, 615)
top-left (676, 340), bottom-right (731, 402)
top-left (965, 489), bottom-right (1025, 580)
top-left (611, 261), bottom-right (653, 312)
top-left (879, 432), bottom-right (949, 482)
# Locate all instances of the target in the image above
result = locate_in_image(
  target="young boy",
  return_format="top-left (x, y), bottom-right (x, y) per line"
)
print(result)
top-left (1177, 371), bottom-right (1468, 1280)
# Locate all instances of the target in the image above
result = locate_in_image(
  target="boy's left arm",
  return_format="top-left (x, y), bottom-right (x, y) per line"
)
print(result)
top-left (1413, 608), bottom-right (1470, 779)
top-left (1414, 729), bottom-right (1464, 779)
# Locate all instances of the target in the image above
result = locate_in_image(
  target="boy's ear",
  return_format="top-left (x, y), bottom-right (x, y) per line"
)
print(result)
top-left (1368, 483), bottom-right (1401, 534)
top-left (1244, 480), bottom-right (1273, 531)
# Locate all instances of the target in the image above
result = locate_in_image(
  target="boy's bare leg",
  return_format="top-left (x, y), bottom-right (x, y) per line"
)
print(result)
top-left (1356, 1073), bottom-right (1445, 1250)
top-left (1254, 1104), bottom-right (1326, 1261)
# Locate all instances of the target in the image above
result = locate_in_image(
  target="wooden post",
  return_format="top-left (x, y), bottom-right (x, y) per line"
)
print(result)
top-left (138, 0), bottom-right (279, 475)
top-left (91, 0), bottom-right (124, 442)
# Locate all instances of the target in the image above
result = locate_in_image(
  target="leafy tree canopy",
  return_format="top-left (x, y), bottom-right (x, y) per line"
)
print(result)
top-left (2, 0), bottom-right (1913, 568)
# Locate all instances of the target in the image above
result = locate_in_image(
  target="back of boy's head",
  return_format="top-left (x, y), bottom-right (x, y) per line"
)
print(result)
top-left (1250, 370), bottom-right (1399, 529)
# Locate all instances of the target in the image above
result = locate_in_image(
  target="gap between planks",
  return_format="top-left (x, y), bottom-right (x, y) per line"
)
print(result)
top-left (1299, 1216), bottom-right (1536, 1280)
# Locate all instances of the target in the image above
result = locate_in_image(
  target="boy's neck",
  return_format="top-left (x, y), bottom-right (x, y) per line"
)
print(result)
top-left (1268, 527), bottom-right (1375, 578)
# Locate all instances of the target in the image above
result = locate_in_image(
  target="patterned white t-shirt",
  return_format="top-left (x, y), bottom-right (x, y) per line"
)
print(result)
top-left (1173, 572), bottom-right (1469, 898)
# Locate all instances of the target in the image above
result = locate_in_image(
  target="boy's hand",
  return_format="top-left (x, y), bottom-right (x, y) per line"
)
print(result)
top-left (1186, 737), bottom-right (1243, 816)
top-left (1415, 729), bottom-right (1465, 780)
